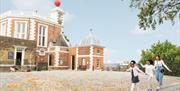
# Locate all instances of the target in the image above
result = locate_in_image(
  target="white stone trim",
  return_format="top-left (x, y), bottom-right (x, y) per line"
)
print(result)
top-left (29, 19), bottom-right (36, 40)
top-left (75, 48), bottom-right (79, 70)
top-left (49, 66), bottom-right (68, 68)
top-left (47, 50), bottom-right (68, 53)
top-left (23, 65), bottom-right (36, 66)
top-left (54, 46), bottom-right (60, 67)
top-left (60, 51), bottom-right (69, 53)
top-left (37, 23), bottom-right (48, 47)
top-left (7, 18), bottom-right (12, 37)
top-left (13, 46), bottom-right (27, 66)
top-left (78, 55), bottom-right (104, 57)
top-left (0, 65), bottom-right (15, 67)
top-left (21, 48), bottom-right (25, 65)
top-left (89, 46), bottom-right (93, 71)
top-left (14, 21), bottom-right (28, 39)
top-left (0, 11), bottom-right (62, 26)
top-left (14, 47), bottom-right (17, 65)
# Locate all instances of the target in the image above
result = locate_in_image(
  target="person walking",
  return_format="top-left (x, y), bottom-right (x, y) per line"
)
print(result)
top-left (154, 55), bottom-right (172, 89)
top-left (140, 60), bottom-right (155, 91)
top-left (127, 60), bottom-right (144, 91)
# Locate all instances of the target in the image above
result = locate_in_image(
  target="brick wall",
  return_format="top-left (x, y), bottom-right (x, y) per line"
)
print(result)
top-left (78, 47), bottom-right (90, 55)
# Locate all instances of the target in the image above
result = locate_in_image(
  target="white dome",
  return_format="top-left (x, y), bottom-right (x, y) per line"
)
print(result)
top-left (80, 30), bottom-right (101, 46)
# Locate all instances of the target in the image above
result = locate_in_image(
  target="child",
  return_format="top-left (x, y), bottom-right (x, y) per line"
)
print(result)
top-left (140, 60), bottom-right (155, 91)
top-left (126, 60), bottom-right (144, 91)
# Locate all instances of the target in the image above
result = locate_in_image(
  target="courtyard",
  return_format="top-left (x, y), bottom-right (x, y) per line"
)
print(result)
top-left (0, 71), bottom-right (180, 91)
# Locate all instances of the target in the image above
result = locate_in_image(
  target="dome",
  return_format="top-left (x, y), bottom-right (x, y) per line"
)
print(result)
top-left (80, 30), bottom-right (102, 46)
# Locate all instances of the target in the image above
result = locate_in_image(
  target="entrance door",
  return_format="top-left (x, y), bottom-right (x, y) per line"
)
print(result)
top-left (71, 55), bottom-right (75, 70)
top-left (16, 52), bottom-right (22, 65)
top-left (48, 54), bottom-right (53, 66)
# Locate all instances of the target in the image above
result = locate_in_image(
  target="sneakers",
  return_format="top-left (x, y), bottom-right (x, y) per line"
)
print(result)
top-left (156, 86), bottom-right (160, 89)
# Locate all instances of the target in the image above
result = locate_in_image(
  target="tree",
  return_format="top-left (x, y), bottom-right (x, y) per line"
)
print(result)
top-left (130, 0), bottom-right (180, 30)
top-left (140, 40), bottom-right (180, 76)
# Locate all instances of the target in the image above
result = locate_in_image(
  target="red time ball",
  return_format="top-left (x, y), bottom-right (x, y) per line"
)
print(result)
top-left (54, 0), bottom-right (61, 7)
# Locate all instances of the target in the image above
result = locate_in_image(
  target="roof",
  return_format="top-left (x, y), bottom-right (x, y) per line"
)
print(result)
top-left (79, 30), bottom-right (103, 47)
top-left (0, 10), bottom-right (60, 26)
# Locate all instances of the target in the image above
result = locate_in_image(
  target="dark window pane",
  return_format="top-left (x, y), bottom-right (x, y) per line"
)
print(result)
top-left (43, 27), bottom-right (45, 35)
top-left (39, 36), bottom-right (41, 45)
top-left (42, 37), bottom-right (45, 46)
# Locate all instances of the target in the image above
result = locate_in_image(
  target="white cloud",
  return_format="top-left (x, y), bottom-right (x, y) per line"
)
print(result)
top-left (131, 25), bottom-right (153, 35)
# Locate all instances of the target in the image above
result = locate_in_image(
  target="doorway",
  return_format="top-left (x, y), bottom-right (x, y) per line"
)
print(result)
top-left (16, 52), bottom-right (22, 65)
top-left (71, 55), bottom-right (75, 70)
top-left (48, 54), bottom-right (53, 66)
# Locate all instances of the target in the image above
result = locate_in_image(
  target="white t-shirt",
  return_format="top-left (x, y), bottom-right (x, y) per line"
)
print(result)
top-left (143, 64), bottom-right (155, 77)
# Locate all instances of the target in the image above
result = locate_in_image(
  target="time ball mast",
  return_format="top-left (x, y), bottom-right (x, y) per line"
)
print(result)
top-left (54, 0), bottom-right (61, 7)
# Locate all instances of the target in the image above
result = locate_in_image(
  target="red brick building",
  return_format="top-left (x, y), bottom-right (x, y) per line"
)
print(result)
top-left (70, 30), bottom-right (104, 71)
top-left (0, 0), bottom-right (104, 71)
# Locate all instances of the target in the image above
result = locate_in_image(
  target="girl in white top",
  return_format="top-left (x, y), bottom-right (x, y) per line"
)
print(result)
top-left (154, 55), bottom-right (172, 89)
top-left (140, 60), bottom-right (155, 91)
top-left (127, 60), bottom-right (144, 91)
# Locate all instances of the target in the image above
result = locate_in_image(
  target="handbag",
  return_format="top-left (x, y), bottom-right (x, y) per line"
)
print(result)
top-left (160, 68), bottom-right (164, 73)
top-left (132, 76), bottom-right (139, 83)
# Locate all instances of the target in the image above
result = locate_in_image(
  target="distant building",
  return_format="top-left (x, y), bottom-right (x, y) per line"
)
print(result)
top-left (70, 30), bottom-right (104, 71)
top-left (104, 63), bottom-right (128, 71)
top-left (0, 0), bottom-right (104, 71)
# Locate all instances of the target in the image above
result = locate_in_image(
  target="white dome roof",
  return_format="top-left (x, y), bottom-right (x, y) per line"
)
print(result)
top-left (80, 30), bottom-right (102, 46)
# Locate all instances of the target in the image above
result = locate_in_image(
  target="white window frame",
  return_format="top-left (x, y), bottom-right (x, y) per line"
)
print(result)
top-left (37, 24), bottom-right (48, 47)
top-left (0, 22), bottom-right (6, 36)
top-left (15, 21), bottom-right (28, 39)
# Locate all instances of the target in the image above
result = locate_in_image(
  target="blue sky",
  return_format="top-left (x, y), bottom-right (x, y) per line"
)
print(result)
top-left (0, 0), bottom-right (179, 63)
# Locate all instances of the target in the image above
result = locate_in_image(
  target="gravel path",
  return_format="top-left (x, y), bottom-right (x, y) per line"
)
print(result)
top-left (0, 71), bottom-right (180, 91)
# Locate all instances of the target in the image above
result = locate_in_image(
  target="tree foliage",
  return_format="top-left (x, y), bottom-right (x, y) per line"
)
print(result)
top-left (130, 0), bottom-right (180, 30)
top-left (140, 40), bottom-right (180, 76)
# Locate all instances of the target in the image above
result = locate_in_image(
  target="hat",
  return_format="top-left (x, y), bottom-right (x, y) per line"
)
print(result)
top-left (130, 60), bottom-right (136, 64)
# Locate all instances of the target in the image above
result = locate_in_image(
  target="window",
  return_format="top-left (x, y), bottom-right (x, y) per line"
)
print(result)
top-left (0, 22), bottom-right (6, 36)
top-left (96, 59), bottom-right (100, 68)
top-left (97, 49), bottom-right (100, 54)
top-left (15, 22), bottom-right (27, 39)
top-left (38, 25), bottom-right (47, 47)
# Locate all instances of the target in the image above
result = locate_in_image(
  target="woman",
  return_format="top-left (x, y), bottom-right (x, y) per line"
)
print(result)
top-left (154, 55), bottom-right (172, 89)
top-left (126, 60), bottom-right (144, 91)
top-left (140, 60), bottom-right (155, 91)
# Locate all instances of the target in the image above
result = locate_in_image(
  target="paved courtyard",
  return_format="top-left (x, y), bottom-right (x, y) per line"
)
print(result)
top-left (0, 71), bottom-right (180, 91)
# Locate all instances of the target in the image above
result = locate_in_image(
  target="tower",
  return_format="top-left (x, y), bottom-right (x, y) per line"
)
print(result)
top-left (50, 0), bottom-right (64, 25)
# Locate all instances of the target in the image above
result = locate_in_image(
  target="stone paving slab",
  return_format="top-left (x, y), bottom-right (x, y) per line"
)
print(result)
top-left (0, 71), bottom-right (180, 91)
